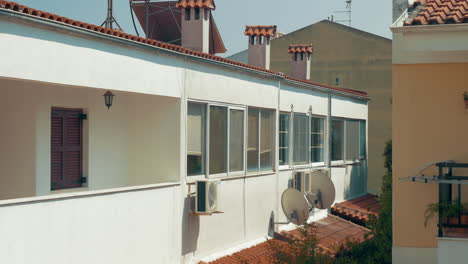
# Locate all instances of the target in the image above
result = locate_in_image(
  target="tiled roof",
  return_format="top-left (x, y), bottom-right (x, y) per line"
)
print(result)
top-left (405, 0), bottom-right (468, 25)
top-left (288, 44), bottom-right (313, 54)
top-left (244, 25), bottom-right (277, 37)
top-left (176, 0), bottom-right (216, 10)
top-left (0, 1), bottom-right (368, 99)
top-left (204, 216), bottom-right (370, 264)
top-left (331, 194), bottom-right (381, 226)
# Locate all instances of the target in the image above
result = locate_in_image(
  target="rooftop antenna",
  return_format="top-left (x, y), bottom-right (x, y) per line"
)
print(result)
top-left (334, 0), bottom-right (352, 27)
top-left (101, 0), bottom-right (123, 30)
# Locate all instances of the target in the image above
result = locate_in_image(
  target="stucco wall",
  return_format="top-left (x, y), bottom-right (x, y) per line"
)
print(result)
top-left (393, 63), bottom-right (468, 249)
top-left (0, 183), bottom-right (182, 264)
top-left (0, 78), bottom-right (180, 200)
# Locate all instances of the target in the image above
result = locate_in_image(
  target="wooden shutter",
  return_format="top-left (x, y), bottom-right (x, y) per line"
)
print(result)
top-left (51, 108), bottom-right (84, 190)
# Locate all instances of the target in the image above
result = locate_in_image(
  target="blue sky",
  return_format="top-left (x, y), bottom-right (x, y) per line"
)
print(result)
top-left (14, 0), bottom-right (392, 56)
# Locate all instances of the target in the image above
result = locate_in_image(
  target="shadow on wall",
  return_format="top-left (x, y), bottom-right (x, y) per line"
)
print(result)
top-left (181, 195), bottom-right (200, 256)
top-left (344, 163), bottom-right (368, 200)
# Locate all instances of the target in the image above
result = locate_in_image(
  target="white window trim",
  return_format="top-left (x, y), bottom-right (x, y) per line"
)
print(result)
top-left (186, 100), bottom-right (248, 180)
top-left (246, 107), bottom-right (276, 174)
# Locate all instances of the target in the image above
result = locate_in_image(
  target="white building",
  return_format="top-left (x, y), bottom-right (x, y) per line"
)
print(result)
top-left (0, 1), bottom-right (369, 263)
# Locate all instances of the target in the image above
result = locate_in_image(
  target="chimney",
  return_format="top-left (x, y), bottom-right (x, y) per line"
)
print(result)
top-left (288, 44), bottom-right (313, 80)
top-left (244, 25), bottom-right (277, 70)
top-left (176, 0), bottom-right (216, 53)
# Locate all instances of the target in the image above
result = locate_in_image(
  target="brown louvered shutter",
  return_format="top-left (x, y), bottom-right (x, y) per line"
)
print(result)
top-left (51, 108), bottom-right (83, 190)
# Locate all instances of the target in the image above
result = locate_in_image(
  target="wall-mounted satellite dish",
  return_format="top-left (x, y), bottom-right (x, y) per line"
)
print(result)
top-left (281, 188), bottom-right (310, 226)
top-left (306, 170), bottom-right (336, 210)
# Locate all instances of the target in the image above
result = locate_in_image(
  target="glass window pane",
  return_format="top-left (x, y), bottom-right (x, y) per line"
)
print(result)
top-left (209, 106), bottom-right (227, 174)
top-left (229, 109), bottom-right (244, 172)
top-left (279, 114), bottom-right (290, 166)
top-left (331, 119), bottom-right (344, 161)
top-left (187, 103), bottom-right (205, 176)
top-left (310, 117), bottom-right (325, 163)
top-left (359, 120), bottom-right (366, 158)
top-left (346, 120), bottom-right (360, 161)
top-left (247, 108), bottom-right (259, 172)
top-left (293, 114), bottom-right (309, 165)
top-left (260, 110), bottom-right (275, 171)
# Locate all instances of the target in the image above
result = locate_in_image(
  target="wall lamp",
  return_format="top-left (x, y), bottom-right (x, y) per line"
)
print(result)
top-left (103, 91), bottom-right (115, 109)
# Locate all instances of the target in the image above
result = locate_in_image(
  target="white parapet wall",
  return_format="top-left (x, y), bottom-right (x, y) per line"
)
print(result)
top-left (0, 183), bottom-right (183, 264)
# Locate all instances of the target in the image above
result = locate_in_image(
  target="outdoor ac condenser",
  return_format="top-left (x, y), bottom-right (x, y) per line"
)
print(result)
top-left (293, 171), bottom-right (311, 193)
top-left (196, 179), bottom-right (220, 214)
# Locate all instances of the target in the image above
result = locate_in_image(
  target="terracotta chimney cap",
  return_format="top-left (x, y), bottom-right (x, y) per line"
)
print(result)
top-left (288, 44), bottom-right (313, 54)
top-left (244, 25), bottom-right (277, 37)
top-left (176, 0), bottom-right (216, 10)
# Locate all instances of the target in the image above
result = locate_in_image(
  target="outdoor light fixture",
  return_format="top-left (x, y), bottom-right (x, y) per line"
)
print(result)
top-left (103, 91), bottom-right (115, 109)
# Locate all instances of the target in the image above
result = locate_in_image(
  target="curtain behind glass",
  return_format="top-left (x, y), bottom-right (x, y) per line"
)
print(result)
top-left (331, 119), bottom-right (344, 161)
top-left (260, 110), bottom-right (275, 171)
top-left (187, 103), bottom-right (205, 176)
top-left (293, 114), bottom-right (309, 165)
top-left (209, 106), bottom-right (227, 174)
top-left (247, 108), bottom-right (259, 172)
top-left (345, 120), bottom-right (360, 160)
top-left (229, 109), bottom-right (244, 172)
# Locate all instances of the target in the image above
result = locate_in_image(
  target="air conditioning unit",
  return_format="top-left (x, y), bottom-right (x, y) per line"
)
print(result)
top-left (293, 171), bottom-right (311, 193)
top-left (196, 179), bottom-right (220, 214)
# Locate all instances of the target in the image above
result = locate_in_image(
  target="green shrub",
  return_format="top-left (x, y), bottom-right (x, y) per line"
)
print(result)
top-left (334, 140), bottom-right (393, 264)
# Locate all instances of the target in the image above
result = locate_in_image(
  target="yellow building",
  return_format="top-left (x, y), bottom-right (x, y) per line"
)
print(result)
top-left (230, 20), bottom-right (392, 195)
top-left (392, 1), bottom-right (468, 263)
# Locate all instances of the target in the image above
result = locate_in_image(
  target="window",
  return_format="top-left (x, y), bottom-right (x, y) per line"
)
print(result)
top-left (359, 120), bottom-right (366, 159)
top-left (185, 8), bottom-right (191, 21)
top-left (247, 108), bottom-right (259, 172)
top-left (293, 114), bottom-right (309, 165)
top-left (195, 7), bottom-right (200, 20)
top-left (248, 108), bottom-right (275, 172)
top-left (260, 110), bottom-right (275, 171)
top-left (187, 103), bottom-right (205, 176)
top-left (229, 109), bottom-right (244, 172)
top-left (310, 116), bottom-right (325, 163)
top-left (51, 108), bottom-right (84, 190)
top-left (345, 120), bottom-right (360, 161)
top-left (331, 119), bottom-right (344, 161)
top-left (187, 102), bottom-right (246, 177)
top-left (209, 106), bottom-right (228, 175)
top-left (279, 113), bottom-right (290, 166)
top-left (204, 9), bottom-right (209, 21)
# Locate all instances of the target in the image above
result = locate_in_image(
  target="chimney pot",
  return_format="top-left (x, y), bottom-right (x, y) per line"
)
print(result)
top-left (288, 44), bottom-right (313, 80)
top-left (176, 0), bottom-right (216, 53)
top-left (244, 25), bottom-right (277, 70)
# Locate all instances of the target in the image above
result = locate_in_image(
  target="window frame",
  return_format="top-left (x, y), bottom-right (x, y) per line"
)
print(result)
top-left (247, 107), bottom-right (276, 175)
top-left (186, 102), bottom-right (207, 177)
top-left (186, 100), bottom-right (247, 180)
top-left (279, 112), bottom-right (291, 169)
top-left (310, 115), bottom-right (326, 167)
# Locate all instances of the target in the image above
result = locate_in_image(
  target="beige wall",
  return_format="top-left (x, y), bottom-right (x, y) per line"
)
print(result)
top-left (269, 21), bottom-right (392, 194)
top-left (0, 78), bottom-right (180, 200)
top-left (393, 63), bottom-right (468, 248)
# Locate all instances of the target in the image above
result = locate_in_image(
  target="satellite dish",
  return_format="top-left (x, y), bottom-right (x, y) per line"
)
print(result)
top-left (306, 170), bottom-right (336, 210)
top-left (281, 188), bottom-right (310, 226)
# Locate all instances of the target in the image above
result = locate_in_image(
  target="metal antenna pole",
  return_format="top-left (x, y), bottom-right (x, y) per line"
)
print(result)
top-left (101, 0), bottom-right (123, 31)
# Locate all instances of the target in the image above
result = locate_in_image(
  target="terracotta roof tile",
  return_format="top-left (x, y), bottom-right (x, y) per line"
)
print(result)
top-left (331, 194), bottom-right (381, 226)
top-left (176, 0), bottom-right (215, 10)
top-left (0, 1), bottom-right (368, 99)
top-left (288, 44), bottom-right (313, 54)
top-left (244, 25), bottom-right (277, 37)
top-left (205, 216), bottom-right (370, 264)
top-left (405, 0), bottom-right (468, 25)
